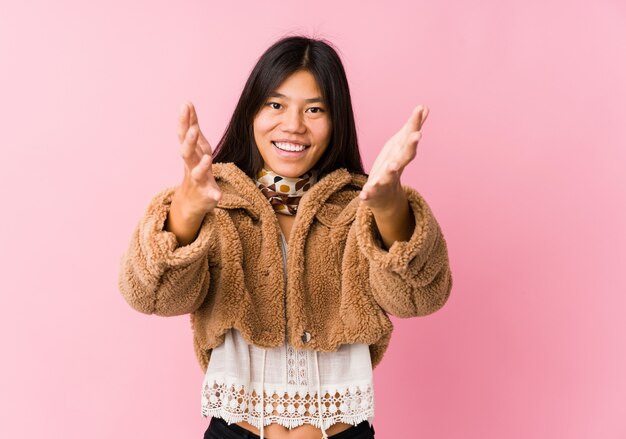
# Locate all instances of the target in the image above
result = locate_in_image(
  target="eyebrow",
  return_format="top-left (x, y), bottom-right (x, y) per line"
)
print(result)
top-left (269, 92), bottom-right (324, 104)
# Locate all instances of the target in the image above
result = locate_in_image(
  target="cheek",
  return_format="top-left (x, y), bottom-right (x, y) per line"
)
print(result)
top-left (314, 120), bottom-right (332, 145)
top-left (253, 114), bottom-right (276, 138)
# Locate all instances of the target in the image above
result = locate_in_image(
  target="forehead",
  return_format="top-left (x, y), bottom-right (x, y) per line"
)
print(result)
top-left (272, 70), bottom-right (323, 100)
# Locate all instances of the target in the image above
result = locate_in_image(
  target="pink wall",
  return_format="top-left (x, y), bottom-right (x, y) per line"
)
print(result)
top-left (1, 1), bottom-right (625, 438)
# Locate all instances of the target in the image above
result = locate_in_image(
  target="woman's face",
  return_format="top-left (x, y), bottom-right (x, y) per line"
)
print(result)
top-left (253, 69), bottom-right (332, 178)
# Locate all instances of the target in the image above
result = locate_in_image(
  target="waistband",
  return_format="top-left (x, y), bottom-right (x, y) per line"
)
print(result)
top-left (207, 416), bottom-right (375, 439)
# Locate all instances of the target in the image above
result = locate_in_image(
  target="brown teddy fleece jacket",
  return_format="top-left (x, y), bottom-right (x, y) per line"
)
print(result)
top-left (118, 163), bottom-right (452, 373)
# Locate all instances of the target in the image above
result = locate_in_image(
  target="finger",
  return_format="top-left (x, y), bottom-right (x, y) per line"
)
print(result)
top-left (190, 153), bottom-right (212, 183)
top-left (408, 104), bottom-right (431, 132)
top-left (177, 102), bottom-right (191, 144)
top-left (406, 105), bottom-right (423, 132)
top-left (379, 164), bottom-right (402, 186)
top-left (191, 154), bottom-right (222, 204)
top-left (385, 133), bottom-right (419, 173)
top-left (359, 188), bottom-right (370, 200)
top-left (359, 182), bottom-right (378, 200)
top-left (421, 106), bottom-right (429, 128)
top-left (186, 103), bottom-right (211, 155)
top-left (388, 160), bottom-right (401, 172)
top-left (197, 131), bottom-right (213, 155)
top-left (363, 165), bottom-right (401, 195)
top-left (410, 130), bottom-right (422, 146)
top-left (190, 130), bottom-right (207, 158)
top-left (398, 131), bottom-right (421, 165)
top-left (415, 106), bottom-right (423, 131)
top-left (360, 173), bottom-right (398, 201)
top-left (188, 102), bottom-right (199, 127)
top-left (181, 126), bottom-right (202, 169)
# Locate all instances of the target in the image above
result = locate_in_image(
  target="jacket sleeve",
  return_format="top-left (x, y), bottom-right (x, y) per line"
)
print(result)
top-left (355, 186), bottom-right (452, 317)
top-left (117, 186), bottom-right (216, 317)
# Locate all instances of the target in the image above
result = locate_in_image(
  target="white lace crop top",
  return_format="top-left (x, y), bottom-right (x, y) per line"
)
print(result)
top-left (201, 230), bottom-right (375, 439)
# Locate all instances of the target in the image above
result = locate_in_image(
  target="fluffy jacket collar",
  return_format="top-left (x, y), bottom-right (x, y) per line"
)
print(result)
top-left (212, 162), bottom-right (367, 221)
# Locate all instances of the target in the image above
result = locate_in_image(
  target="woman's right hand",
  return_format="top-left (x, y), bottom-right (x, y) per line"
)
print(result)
top-left (173, 102), bottom-right (222, 218)
top-left (164, 102), bottom-right (221, 246)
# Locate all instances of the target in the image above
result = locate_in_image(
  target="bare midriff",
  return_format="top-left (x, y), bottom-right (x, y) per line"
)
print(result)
top-left (236, 420), bottom-right (353, 439)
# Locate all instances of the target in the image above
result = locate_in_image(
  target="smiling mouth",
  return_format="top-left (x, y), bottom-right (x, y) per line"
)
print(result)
top-left (272, 141), bottom-right (310, 152)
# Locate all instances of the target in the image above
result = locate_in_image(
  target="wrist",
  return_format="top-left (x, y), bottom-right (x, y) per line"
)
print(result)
top-left (368, 190), bottom-right (408, 218)
top-left (171, 191), bottom-right (208, 223)
top-left (370, 193), bottom-right (415, 249)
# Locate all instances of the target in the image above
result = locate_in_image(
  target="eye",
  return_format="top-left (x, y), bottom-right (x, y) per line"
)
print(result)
top-left (306, 107), bottom-right (325, 114)
top-left (267, 102), bottom-right (282, 110)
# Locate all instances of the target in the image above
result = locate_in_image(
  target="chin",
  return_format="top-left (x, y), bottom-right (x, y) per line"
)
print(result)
top-left (268, 163), bottom-right (314, 178)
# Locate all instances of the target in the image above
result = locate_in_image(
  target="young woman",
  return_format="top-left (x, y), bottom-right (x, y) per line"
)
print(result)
top-left (118, 36), bottom-right (452, 439)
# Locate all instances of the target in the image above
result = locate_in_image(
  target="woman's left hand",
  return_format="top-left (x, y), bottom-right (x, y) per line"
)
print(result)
top-left (359, 105), bottom-right (429, 212)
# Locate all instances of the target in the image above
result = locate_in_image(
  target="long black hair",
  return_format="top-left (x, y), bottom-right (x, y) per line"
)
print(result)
top-left (212, 36), bottom-right (365, 179)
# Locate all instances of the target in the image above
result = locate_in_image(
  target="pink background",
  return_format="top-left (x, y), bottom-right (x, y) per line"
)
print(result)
top-left (1, 0), bottom-right (625, 438)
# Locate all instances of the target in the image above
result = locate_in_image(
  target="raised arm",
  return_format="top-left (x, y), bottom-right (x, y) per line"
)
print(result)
top-left (356, 105), bottom-right (452, 316)
top-left (118, 102), bottom-right (222, 316)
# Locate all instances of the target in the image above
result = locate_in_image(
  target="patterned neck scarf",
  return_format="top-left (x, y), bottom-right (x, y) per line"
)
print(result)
top-left (255, 168), bottom-right (318, 215)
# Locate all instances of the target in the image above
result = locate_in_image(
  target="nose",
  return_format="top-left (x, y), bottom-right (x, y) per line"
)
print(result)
top-left (280, 108), bottom-right (306, 134)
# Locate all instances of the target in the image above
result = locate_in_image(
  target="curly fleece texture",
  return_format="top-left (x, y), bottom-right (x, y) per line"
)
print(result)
top-left (118, 163), bottom-right (452, 373)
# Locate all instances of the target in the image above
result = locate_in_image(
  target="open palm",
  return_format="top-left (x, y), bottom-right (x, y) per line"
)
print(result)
top-left (360, 105), bottom-right (429, 211)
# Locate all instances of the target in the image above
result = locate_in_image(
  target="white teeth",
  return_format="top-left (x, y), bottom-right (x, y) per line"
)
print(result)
top-left (273, 141), bottom-right (307, 152)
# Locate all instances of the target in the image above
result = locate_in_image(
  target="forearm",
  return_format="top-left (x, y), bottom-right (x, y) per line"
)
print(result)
top-left (164, 194), bottom-right (206, 247)
top-left (370, 192), bottom-right (416, 250)
top-left (355, 185), bottom-right (452, 317)
top-left (118, 186), bottom-right (215, 316)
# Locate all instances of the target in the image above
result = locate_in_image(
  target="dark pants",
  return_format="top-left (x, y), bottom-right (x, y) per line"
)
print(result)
top-left (204, 416), bottom-right (376, 439)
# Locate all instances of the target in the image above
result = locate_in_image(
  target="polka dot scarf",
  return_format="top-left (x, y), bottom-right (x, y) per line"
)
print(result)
top-left (255, 168), bottom-right (318, 215)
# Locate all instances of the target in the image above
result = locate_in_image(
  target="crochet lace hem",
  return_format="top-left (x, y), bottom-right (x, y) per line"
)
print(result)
top-left (201, 380), bottom-right (374, 430)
